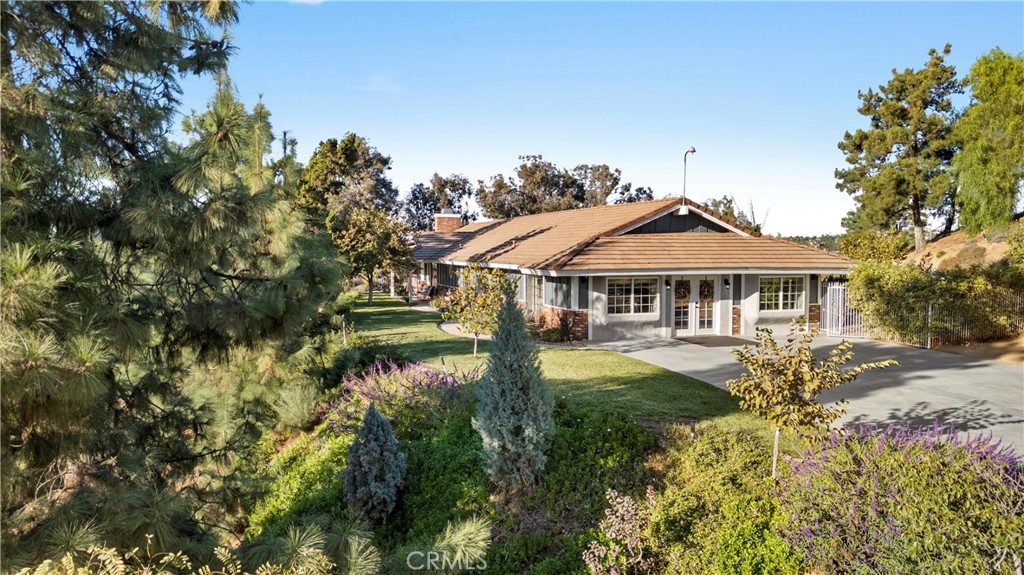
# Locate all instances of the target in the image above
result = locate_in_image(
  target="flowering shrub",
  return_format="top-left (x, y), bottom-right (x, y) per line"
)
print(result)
top-left (319, 360), bottom-right (475, 438)
top-left (779, 423), bottom-right (1024, 574)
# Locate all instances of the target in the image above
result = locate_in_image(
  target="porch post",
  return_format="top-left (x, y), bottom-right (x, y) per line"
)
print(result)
top-left (731, 274), bottom-right (743, 336)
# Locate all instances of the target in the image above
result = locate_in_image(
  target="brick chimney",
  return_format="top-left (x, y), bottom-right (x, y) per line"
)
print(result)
top-left (434, 209), bottom-right (462, 232)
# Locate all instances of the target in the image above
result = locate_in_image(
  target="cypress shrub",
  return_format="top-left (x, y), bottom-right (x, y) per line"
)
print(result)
top-left (342, 403), bottom-right (408, 525)
top-left (472, 287), bottom-right (554, 490)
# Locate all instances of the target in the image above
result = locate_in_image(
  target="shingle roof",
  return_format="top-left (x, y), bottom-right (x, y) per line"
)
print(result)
top-left (443, 198), bottom-right (687, 269)
top-left (412, 197), bottom-right (852, 273)
top-left (413, 198), bottom-right (682, 264)
top-left (561, 234), bottom-right (853, 272)
top-left (413, 231), bottom-right (472, 261)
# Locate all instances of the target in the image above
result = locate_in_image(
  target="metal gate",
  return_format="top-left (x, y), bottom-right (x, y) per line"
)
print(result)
top-left (820, 282), bottom-right (868, 338)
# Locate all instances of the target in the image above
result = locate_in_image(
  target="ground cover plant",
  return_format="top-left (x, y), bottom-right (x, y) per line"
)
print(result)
top-left (637, 424), bottom-right (804, 575)
top-left (780, 424), bottom-right (1024, 574)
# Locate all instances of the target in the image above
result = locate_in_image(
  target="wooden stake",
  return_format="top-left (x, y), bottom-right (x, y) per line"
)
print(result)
top-left (772, 427), bottom-right (780, 480)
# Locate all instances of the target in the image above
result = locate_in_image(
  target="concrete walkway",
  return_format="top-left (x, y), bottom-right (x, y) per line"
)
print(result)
top-left (594, 336), bottom-right (1024, 454)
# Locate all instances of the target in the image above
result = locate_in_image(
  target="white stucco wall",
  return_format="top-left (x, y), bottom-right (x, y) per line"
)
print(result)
top-left (740, 273), bottom-right (810, 336)
top-left (589, 275), bottom-right (670, 340)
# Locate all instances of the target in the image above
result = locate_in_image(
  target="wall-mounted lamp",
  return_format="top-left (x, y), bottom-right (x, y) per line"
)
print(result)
top-left (723, 278), bottom-right (731, 290)
top-left (664, 279), bottom-right (671, 289)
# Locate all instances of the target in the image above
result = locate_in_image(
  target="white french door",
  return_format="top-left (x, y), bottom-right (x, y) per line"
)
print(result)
top-left (673, 276), bottom-right (717, 336)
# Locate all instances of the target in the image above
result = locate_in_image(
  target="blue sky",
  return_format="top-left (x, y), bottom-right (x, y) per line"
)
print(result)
top-left (177, 2), bottom-right (1023, 235)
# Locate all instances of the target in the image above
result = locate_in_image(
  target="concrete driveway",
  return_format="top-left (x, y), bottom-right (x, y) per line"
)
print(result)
top-left (594, 336), bottom-right (1024, 454)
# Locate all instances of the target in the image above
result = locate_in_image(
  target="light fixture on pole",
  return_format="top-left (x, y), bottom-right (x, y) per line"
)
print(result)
top-left (683, 146), bottom-right (696, 199)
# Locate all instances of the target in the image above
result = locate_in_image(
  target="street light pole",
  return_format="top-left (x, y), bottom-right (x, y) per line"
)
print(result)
top-left (683, 146), bottom-right (696, 199)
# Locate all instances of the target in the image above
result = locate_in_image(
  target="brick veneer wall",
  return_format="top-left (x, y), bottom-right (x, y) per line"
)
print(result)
top-left (731, 306), bottom-right (741, 336)
top-left (534, 306), bottom-right (589, 341)
top-left (807, 303), bottom-right (821, 331)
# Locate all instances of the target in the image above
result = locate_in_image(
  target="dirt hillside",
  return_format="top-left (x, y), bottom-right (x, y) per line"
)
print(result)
top-left (903, 224), bottom-right (1017, 271)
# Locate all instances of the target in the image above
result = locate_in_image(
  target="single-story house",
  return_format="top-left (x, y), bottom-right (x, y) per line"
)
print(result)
top-left (411, 197), bottom-right (853, 341)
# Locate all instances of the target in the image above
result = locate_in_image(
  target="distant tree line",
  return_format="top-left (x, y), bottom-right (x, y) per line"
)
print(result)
top-left (299, 139), bottom-right (658, 232)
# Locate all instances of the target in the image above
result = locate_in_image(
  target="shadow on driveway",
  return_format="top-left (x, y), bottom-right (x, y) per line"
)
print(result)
top-left (595, 335), bottom-right (1024, 454)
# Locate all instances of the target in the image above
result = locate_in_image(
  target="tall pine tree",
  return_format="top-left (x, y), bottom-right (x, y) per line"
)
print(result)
top-left (836, 45), bottom-right (961, 251)
top-left (1, 2), bottom-right (342, 562)
top-left (472, 286), bottom-right (554, 491)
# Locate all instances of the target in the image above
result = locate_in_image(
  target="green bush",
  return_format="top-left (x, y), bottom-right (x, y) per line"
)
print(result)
top-left (246, 432), bottom-right (353, 538)
top-left (712, 497), bottom-right (803, 575)
top-left (644, 425), bottom-right (803, 575)
top-left (1008, 222), bottom-right (1024, 268)
top-left (780, 425), bottom-right (1024, 574)
top-left (849, 261), bottom-right (1024, 343)
top-left (847, 261), bottom-right (934, 341)
top-left (378, 411), bottom-right (491, 550)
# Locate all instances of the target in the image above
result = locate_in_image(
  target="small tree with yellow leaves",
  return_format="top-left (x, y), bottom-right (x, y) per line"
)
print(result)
top-left (442, 264), bottom-right (514, 356)
top-left (726, 318), bottom-right (896, 479)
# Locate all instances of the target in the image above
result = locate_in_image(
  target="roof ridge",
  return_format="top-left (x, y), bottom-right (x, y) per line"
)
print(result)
top-left (522, 196), bottom-right (678, 218)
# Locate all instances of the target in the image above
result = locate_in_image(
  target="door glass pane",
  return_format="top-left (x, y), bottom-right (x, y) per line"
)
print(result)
top-left (699, 279), bottom-right (715, 330)
top-left (674, 280), bottom-right (690, 330)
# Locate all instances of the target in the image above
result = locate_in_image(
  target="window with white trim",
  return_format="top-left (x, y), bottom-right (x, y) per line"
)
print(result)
top-left (544, 276), bottom-right (571, 309)
top-left (759, 276), bottom-right (804, 311)
top-left (607, 278), bottom-right (659, 315)
top-left (525, 276), bottom-right (543, 312)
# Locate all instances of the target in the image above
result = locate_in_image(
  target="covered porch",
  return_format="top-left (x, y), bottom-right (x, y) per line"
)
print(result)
top-left (582, 272), bottom-right (824, 341)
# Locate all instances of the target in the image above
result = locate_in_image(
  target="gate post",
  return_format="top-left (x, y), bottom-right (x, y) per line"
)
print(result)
top-left (926, 302), bottom-right (932, 349)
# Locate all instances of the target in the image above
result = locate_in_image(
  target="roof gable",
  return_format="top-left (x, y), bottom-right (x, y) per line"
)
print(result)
top-left (614, 197), bottom-right (757, 237)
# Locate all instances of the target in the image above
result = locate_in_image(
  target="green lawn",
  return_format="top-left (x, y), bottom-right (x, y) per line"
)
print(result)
top-left (351, 296), bottom-right (762, 429)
